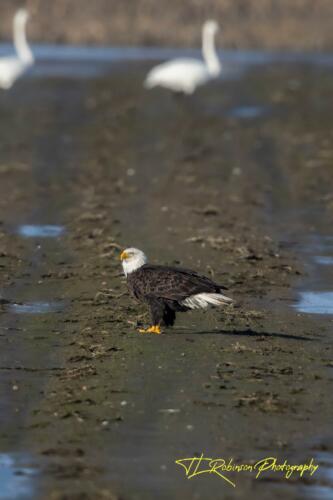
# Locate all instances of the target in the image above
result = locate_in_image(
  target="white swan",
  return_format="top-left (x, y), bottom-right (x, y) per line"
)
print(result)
top-left (144, 20), bottom-right (221, 94)
top-left (0, 9), bottom-right (34, 90)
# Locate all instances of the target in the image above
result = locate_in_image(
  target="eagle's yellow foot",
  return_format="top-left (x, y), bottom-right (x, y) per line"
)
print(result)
top-left (138, 325), bottom-right (162, 334)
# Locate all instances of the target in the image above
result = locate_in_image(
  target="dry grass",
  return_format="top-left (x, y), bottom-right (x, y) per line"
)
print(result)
top-left (1, 0), bottom-right (333, 50)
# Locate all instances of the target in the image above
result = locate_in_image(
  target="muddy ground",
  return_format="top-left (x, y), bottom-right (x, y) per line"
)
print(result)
top-left (2, 0), bottom-right (333, 51)
top-left (0, 58), bottom-right (333, 499)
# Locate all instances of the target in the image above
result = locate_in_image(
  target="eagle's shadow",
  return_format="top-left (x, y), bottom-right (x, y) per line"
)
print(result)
top-left (173, 328), bottom-right (315, 342)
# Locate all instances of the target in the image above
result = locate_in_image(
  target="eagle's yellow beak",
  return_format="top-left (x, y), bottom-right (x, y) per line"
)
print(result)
top-left (120, 250), bottom-right (129, 261)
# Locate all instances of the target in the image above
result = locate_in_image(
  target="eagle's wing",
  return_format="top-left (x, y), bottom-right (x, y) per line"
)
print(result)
top-left (135, 265), bottom-right (225, 301)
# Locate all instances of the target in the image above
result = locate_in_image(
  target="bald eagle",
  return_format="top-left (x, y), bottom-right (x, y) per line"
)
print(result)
top-left (120, 248), bottom-right (232, 334)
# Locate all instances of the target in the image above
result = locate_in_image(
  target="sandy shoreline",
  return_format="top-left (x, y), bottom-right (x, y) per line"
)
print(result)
top-left (1, 0), bottom-right (333, 51)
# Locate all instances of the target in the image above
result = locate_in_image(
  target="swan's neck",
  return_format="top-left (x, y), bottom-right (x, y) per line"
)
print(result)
top-left (202, 27), bottom-right (221, 76)
top-left (14, 18), bottom-right (34, 65)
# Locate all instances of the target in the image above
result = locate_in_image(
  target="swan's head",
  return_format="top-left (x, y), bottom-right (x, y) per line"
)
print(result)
top-left (120, 247), bottom-right (147, 276)
top-left (204, 20), bottom-right (219, 35)
top-left (14, 9), bottom-right (29, 25)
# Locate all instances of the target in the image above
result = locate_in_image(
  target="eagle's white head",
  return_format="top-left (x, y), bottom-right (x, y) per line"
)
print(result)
top-left (120, 247), bottom-right (147, 276)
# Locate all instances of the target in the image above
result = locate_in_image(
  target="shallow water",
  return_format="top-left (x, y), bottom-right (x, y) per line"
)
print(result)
top-left (294, 292), bottom-right (333, 315)
top-left (17, 225), bottom-right (65, 238)
top-left (228, 105), bottom-right (268, 119)
top-left (302, 452), bottom-right (333, 500)
top-left (1, 44), bottom-right (333, 83)
top-left (2, 43), bottom-right (333, 65)
top-left (0, 454), bottom-right (36, 500)
top-left (288, 234), bottom-right (333, 316)
top-left (9, 302), bottom-right (64, 314)
top-left (314, 257), bottom-right (333, 266)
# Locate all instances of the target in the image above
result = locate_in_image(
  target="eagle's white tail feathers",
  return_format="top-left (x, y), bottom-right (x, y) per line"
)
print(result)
top-left (182, 292), bottom-right (233, 310)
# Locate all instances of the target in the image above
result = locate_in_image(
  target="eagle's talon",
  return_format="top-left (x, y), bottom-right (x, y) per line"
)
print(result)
top-left (138, 325), bottom-right (162, 334)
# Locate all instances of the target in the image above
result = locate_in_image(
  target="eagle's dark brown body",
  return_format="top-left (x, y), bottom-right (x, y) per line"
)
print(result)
top-left (126, 264), bottom-right (228, 327)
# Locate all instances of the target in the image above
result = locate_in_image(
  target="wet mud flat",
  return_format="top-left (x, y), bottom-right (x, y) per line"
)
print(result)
top-left (0, 55), bottom-right (333, 499)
